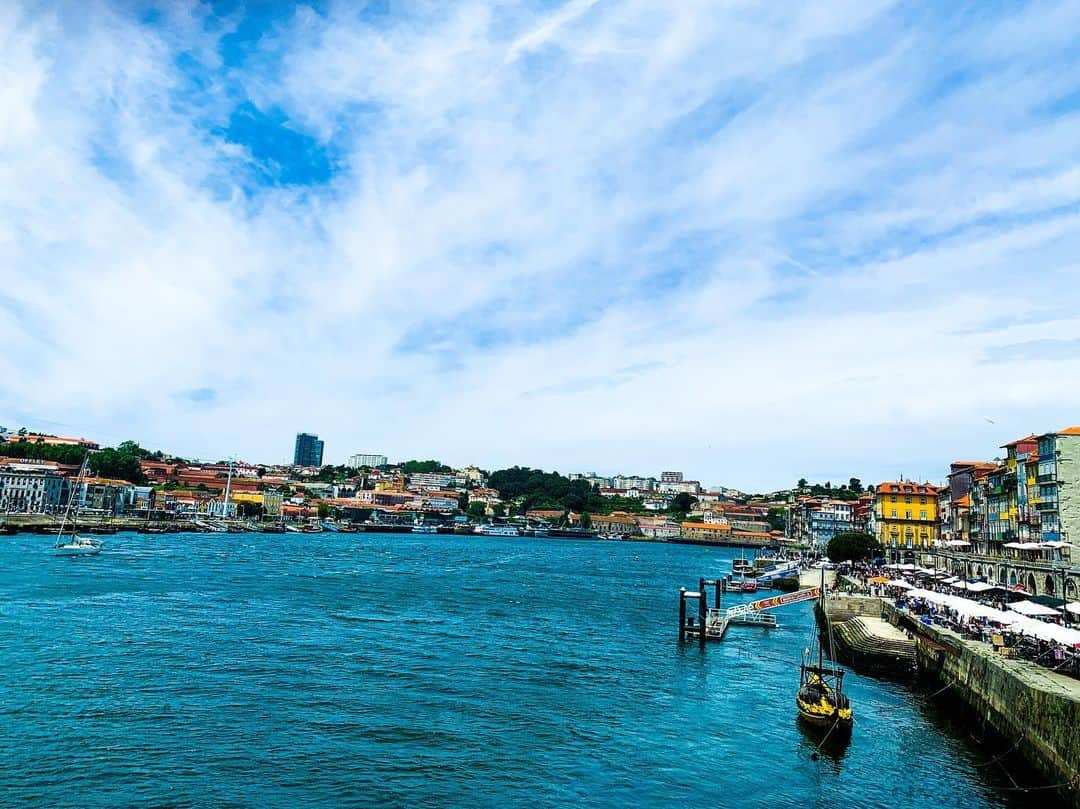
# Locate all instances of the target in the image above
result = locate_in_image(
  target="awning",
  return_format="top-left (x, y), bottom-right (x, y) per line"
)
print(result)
top-left (1010, 600), bottom-right (1061, 618)
top-left (868, 576), bottom-right (891, 583)
top-left (1065, 602), bottom-right (1080, 616)
top-left (906, 589), bottom-right (1018, 624)
top-left (1005, 614), bottom-right (1080, 646)
top-left (886, 579), bottom-right (915, 590)
top-left (950, 581), bottom-right (996, 593)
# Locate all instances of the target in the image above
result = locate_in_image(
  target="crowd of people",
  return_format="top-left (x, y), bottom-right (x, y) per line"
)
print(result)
top-left (835, 560), bottom-right (1080, 681)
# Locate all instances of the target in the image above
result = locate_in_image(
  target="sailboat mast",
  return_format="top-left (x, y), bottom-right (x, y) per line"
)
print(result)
top-left (819, 566), bottom-right (826, 670)
top-left (56, 454), bottom-right (88, 546)
top-left (222, 457), bottom-right (234, 520)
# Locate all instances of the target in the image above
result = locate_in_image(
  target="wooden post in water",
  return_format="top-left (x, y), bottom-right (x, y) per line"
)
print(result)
top-left (714, 578), bottom-right (723, 611)
top-left (698, 578), bottom-right (708, 646)
top-left (679, 587), bottom-right (687, 641)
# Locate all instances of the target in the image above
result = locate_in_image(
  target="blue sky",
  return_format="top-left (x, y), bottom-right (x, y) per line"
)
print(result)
top-left (1, 1), bottom-right (1079, 491)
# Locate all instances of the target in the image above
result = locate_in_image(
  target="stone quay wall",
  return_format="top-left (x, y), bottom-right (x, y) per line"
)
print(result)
top-left (886, 602), bottom-right (1080, 806)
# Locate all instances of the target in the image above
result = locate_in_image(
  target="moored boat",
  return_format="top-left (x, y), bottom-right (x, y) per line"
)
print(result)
top-left (796, 571), bottom-right (853, 733)
top-left (473, 524), bottom-right (521, 537)
top-left (727, 577), bottom-right (758, 593)
top-left (796, 658), bottom-right (852, 731)
top-left (54, 456), bottom-right (104, 557)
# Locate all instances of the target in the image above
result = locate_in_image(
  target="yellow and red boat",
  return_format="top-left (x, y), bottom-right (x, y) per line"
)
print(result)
top-left (796, 658), bottom-right (853, 730)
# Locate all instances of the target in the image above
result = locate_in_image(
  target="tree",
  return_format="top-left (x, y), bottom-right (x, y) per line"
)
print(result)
top-left (797, 478), bottom-right (808, 489)
top-left (457, 492), bottom-right (469, 511)
top-left (400, 460), bottom-right (452, 474)
top-left (91, 446), bottom-right (148, 484)
top-left (317, 503), bottom-right (334, 519)
top-left (491, 502), bottom-right (506, 518)
top-left (766, 507), bottom-right (787, 532)
top-left (849, 477), bottom-right (863, 494)
top-left (467, 501), bottom-right (487, 521)
top-left (826, 531), bottom-right (881, 563)
top-left (117, 440), bottom-right (151, 459)
top-left (671, 492), bottom-right (696, 513)
top-left (579, 512), bottom-right (592, 529)
top-left (238, 502), bottom-right (264, 518)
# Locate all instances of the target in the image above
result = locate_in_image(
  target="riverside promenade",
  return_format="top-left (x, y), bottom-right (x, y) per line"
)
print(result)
top-left (888, 602), bottom-right (1080, 806)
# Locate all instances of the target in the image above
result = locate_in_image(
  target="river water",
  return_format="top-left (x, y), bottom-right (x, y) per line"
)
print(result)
top-left (0, 532), bottom-right (1064, 807)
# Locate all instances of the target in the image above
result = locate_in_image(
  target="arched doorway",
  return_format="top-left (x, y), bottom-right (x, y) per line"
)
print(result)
top-left (1065, 577), bottom-right (1079, 601)
top-left (1026, 573), bottom-right (1038, 595)
top-left (1044, 575), bottom-right (1056, 596)
top-left (1009, 571), bottom-right (1017, 586)
top-left (975, 565), bottom-right (983, 579)
top-left (998, 567), bottom-right (1007, 585)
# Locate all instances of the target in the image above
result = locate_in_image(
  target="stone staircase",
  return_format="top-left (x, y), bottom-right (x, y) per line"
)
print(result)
top-left (832, 616), bottom-right (916, 666)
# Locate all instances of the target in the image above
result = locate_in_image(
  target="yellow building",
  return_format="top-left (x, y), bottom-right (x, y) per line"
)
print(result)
top-left (874, 481), bottom-right (940, 557)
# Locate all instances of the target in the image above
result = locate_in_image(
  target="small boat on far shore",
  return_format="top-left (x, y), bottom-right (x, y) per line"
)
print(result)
top-left (53, 456), bottom-right (104, 557)
top-left (474, 524), bottom-right (520, 537)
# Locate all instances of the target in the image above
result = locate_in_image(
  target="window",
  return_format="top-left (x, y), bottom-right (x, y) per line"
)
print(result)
top-left (920, 510), bottom-right (927, 521)
top-left (905, 511), bottom-right (912, 520)
top-left (890, 495), bottom-right (896, 503)
top-left (920, 497), bottom-right (926, 504)
top-left (905, 496), bottom-right (911, 503)
top-left (890, 510), bottom-right (897, 518)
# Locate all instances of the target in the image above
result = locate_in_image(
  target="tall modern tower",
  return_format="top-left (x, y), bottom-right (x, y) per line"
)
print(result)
top-left (293, 432), bottom-right (324, 467)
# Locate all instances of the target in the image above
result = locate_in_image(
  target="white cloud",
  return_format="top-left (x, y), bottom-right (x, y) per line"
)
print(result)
top-left (1, 1), bottom-right (1078, 489)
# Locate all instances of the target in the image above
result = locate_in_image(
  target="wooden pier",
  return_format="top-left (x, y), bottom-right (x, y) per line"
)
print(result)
top-left (679, 574), bottom-right (820, 644)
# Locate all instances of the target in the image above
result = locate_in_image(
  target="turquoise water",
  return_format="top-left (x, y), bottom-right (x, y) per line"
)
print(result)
top-left (0, 533), bottom-right (1061, 807)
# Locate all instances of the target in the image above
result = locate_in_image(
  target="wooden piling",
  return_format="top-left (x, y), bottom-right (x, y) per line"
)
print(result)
top-left (698, 578), bottom-right (708, 646)
top-left (679, 587), bottom-right (687, 640)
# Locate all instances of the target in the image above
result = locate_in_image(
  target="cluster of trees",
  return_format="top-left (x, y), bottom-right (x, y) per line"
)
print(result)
top-left (400, 460), bottom-right (453, 474)
top-left (314, 464), bottom-right (362, 483)
top-left (485, 467), bottom-right (699, 517)
top-left (795, 477), bottom-right (868, 501)
top-left (0, 440), bottom-right (88, 466)
top-left (826, 531), bottom-right (882, 562)
top-left (766, 507), bottom-right (787, 532)
top-left (487, 466), bottom-right (604, 513)
top-left (0, 438), bottom-right (151, 484)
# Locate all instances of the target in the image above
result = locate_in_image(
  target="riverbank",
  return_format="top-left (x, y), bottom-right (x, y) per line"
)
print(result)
top-left (887, 602), bottom-right (1080, 806)
top-left (1, 514), bottom-right (807, 551)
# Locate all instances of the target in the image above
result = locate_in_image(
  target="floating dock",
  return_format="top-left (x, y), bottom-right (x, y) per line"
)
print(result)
top-left (679, 575), bottom-right (819, 644)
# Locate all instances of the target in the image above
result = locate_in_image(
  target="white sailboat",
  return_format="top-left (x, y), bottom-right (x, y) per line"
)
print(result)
top-left (54, 455), bottom-right (103, 557)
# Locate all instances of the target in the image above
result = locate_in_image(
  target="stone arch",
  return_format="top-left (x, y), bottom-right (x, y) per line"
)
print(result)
top-left (997, 566), bottom-right (1008, 585)
top-left (974, 564), bottom-right (983, 579)
top-left (1026, 572), bottom-right (1038, 595)
top-left (1044, 575), bottom-right (1056, 597)
top-left (1009, 571), bottom-right (1018, 587)
top-left (1065, 577), bottom-right (1079, 601)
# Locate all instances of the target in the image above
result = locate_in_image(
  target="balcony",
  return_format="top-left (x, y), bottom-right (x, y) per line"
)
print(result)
top-left (1037, 473), bottom-right (1057, 483)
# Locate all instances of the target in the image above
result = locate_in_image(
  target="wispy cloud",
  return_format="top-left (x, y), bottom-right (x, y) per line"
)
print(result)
top-left (0, 1), bottom-right (1078, 488)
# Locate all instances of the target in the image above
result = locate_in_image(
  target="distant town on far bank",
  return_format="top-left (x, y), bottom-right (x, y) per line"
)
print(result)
top-left (1, 426), bottom-right (1078, 582)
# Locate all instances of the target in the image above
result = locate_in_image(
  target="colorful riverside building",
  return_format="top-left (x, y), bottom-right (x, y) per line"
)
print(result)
top-left (986, 435), bottom-right (1040, 548)
top-left (790, 497), bottom-right (854, 552)
top-left (1035, 427), bottom-right (1080, 543)
top-left (873, 481), bottom-right (940, 561)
